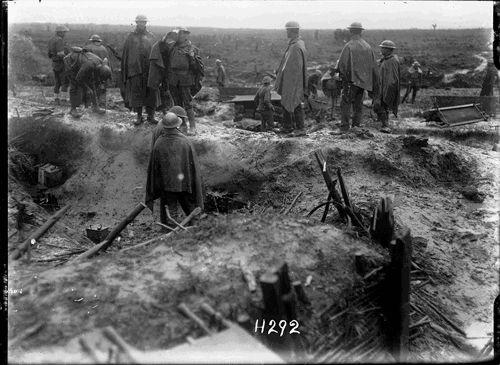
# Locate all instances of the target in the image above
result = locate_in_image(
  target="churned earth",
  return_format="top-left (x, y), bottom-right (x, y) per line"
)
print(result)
top-left (7, 85), bottom-right (499, 363)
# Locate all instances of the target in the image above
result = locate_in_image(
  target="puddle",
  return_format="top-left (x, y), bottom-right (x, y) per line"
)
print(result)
top-left (463, 320), bottom-right (493, 352)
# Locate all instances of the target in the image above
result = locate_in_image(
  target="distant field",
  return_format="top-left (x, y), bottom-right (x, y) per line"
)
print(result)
top-left (8, 23), bottom-right (493, 87)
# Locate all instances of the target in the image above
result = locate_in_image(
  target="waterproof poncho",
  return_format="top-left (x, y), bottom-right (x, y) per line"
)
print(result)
top-left (145, 129), bottom-right (204, 212)
top-left (275, 35), bottom-right (307, 113)
top-left (338, 35), bottom-right (379, 93)
top-left (378, 54), bottom-right (400, 117)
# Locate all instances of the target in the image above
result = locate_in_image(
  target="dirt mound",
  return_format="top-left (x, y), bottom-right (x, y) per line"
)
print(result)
top-left (363, 136), bottom-right (478, 189)
top-left (8, 213), bottom-right (388, 359)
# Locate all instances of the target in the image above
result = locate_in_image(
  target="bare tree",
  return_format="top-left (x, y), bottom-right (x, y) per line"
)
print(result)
top-left (432, 24), bottom-right (437, 31)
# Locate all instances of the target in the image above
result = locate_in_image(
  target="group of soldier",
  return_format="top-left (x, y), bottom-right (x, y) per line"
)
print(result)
top-left (48, 15), bottom-right (205, 136)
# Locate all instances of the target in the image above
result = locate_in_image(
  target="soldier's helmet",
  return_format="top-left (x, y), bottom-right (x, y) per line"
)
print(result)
top-left (162, 112), bottom-right (182, 129)
top-left (168, 106), bottom-right (188, 118)
top-left (285, 21), bottom-right (301, 29)
top-left (55, 25), bottom-right (69, 32)
top-left (135, 14), bottom-right (148, 22)
top-left (347, 22), bottom-right (364, 30)
top-left (175, 26), bottom-right (190, 34)
top-left (379, 40), bottom-right (396, 49)
top-left (412, 61), bottom-right (421, 67)
top-left (89, 35), bottom-right (102, 42)
top-left (215, 59), bottom-right (222, 64)
top-left (262, 76), bottom-right (273, 84)
top-left (315, 70), bottom-right (323, 76)
top-left (99, 65), bottom-right (112, 81)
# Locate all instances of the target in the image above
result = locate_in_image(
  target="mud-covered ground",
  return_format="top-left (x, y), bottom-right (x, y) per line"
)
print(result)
top-left (7, 85), bottom-right (500, 363)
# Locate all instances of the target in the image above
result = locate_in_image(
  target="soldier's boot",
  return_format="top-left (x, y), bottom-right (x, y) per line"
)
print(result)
top-left (186, 108), bottom-right (197, 136)
top-left (92, 104), bottom-right (106, 114)
top-left (69, 108), bottom-right (83, 119)
top-left (146, 107), bottom-right (158, 124)
top-left (134, 107), bottom-right (144, 125)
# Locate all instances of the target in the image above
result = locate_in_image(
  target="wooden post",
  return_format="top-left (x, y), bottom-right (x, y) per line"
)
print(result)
top-left (259, 273), bottom-right (282, 317)
top-left (387, 227), bottom-right (412, 362)
top-left (9, 205), bottom-right (71, 261)
top-left (73, 201), bottom-right (149, 261)
top-left (292, 281), bottom-right (311, 306)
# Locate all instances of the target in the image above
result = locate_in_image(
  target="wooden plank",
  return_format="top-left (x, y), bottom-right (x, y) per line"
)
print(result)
top-left (387, 227), bottom-right (412, 362)
top-left (9, 205), bottom-right (71, 261)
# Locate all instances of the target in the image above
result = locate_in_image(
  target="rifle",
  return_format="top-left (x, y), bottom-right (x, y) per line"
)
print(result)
top-left (106, 44), bottom-right (122, 62)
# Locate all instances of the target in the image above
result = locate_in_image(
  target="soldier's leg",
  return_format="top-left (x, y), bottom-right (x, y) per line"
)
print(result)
top-left (60, 71), bottom-right (69, 103)
top-left (69, 78), bottom-right (83, 118)
top-left (281, 108), bottom-right (294, 132)
top-left (294, 104), bottom-right (305, 131)
top-left (160, 192), bottom-right (179, 228)
top-left (378, 101), bottom-right (389, 128)
top-left (180, 86), bottom-right (196, 135)
top-left (259, 110), bottom-right (267, 131)
top-left (340, 79), bottom-right (351, 131)
top-left (168, 83), bottom-right (187, 132)
top-left (401, 84), bottom-right (410, 104)
top-left (411, 85), bottom-right (418, 104)
top-left (53, 68), bottom-right (62, 104)
top-left (351, 86), bottom-right (364, 127)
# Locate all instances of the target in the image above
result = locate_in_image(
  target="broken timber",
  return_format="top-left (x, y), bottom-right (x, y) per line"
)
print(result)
top-left (386, 227), bottom-right (412, 362)
top-left (72, 202), bottom-right (149, 261)
top-left (9, 205), bottom-right (71, 261)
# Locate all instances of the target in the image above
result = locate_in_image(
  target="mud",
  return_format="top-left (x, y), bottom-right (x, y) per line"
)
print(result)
top-left (7, 85), bottom-right (500, 363)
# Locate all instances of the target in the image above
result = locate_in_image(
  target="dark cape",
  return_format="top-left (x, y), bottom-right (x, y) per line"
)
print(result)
top-left (378, 54), bottom-right (400, 117)
top-left (145, 129), bottom-right (204, 212)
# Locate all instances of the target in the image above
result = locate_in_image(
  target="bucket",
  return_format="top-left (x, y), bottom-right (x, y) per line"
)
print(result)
top-left (86, 225), bottom-right (110, 244)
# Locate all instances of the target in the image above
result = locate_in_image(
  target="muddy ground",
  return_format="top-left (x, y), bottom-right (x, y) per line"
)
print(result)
top-left (7, 85), bottom-right (500, 363)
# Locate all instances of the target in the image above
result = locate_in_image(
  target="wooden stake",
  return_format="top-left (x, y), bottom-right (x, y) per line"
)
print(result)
top-left (119, 207), bottom-right (201, 253)
top-left (178, 303), bottom-right (213, 336)
top-left (387, 227), bottom-right (412, 362)
top-left (239, 259), bottom-right (257, 292)
top-left (259, 273), bottom-right (282, 317)
top-left (73, 201), bottom-right (152, 261)
top-left (9, 205), bottom-right (71, 261)
top-left (292, 281), bottom-right (311, 306)
top-left (283, 191), bottom-right (302, 215)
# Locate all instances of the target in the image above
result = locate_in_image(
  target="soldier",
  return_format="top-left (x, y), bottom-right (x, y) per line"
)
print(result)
top-left (479, 60), bottom-right (500, 96)
top-left (373, 40), bottom-right (400, 133)
top-left (337, 22), bottom-right (379, 132)
top-left (158, 26), bottom-right (204, 136)
top-left (86, 34), bottom-right (112, 108)
top-left (254, 76), bottom-right (275, 132)
top-left (151, 106), bottom-right (188, 149)
top-left (64, 47), bottom-right (112, 118)
top-left (47, 25), bottom-right (70, 105)
top-left (401, 61), bottom-right (423, 104)
top-left (145, 112), bottom-right (204, 228)
top-left (121, 14), bottom-right (159, 125)
top-left (306, 69), bottom-right (323, 111)
top-left (215, 59), bottom-right (227, 87)
top-left (275, 20), bottom-right (308, 137)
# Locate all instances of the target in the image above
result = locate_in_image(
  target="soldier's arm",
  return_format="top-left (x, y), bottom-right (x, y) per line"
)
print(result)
top-left (55, 38), bottom-right (66, 58)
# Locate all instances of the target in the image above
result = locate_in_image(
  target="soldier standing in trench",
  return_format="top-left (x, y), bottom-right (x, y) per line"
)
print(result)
top-left (215, 59), bottom-right (227, 87)
top-left (274, 20), bottom-right (308, 137)
top-left (121, 14), bottom-right (159, 125)
top-left (373, 40), bottom-right (400, 133)
top-left (337, 22), bottom-right (379, 132)
top-left (145, 112), bottom-right (204, 228)
top-left (401, 61), bottom-right (423, 104)
top-left (86, 34), bottom-right (113, 108)
top-left (47, 25), bottom-right (70, 105)
top-left (254, 76), bottom-right (275, 132)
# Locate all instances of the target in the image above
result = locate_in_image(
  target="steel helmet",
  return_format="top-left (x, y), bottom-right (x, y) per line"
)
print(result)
top-left (315, 70), bottom-right (323, 76)
top-left (89, 34), bottom-right (102, 42)
top-left (168, 106), bottom-right (187, 118)
top-left (135, 14), bottom-right (148, 22)
top-left (412, 61), bottom-right (420, 67)
top-left (347, 22), bottom-right (364, 30)
top-left (285, 21), bottom-right (301, 29)
top-left (175, 26), bottom-right (190, 34)
top-left (55, 25), bottom-right (69, 32)
top-left (215, 59), bottom-right (222, 64)
top-left (379, 40), bottom-right (396, 49)
top-left (162, 112), bottom-right (182, 129)
top-left (262, 76), bottom-right (273, 84)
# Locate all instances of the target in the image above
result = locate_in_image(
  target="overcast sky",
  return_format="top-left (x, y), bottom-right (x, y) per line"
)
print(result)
top-left (8, 1), bottom-right (494, 30)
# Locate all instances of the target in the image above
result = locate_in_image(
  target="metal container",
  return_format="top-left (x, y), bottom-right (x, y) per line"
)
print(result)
top-left (86, 225), bottom-right (110, 244)
top-left (38, 164), bottom-right (63, 188)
